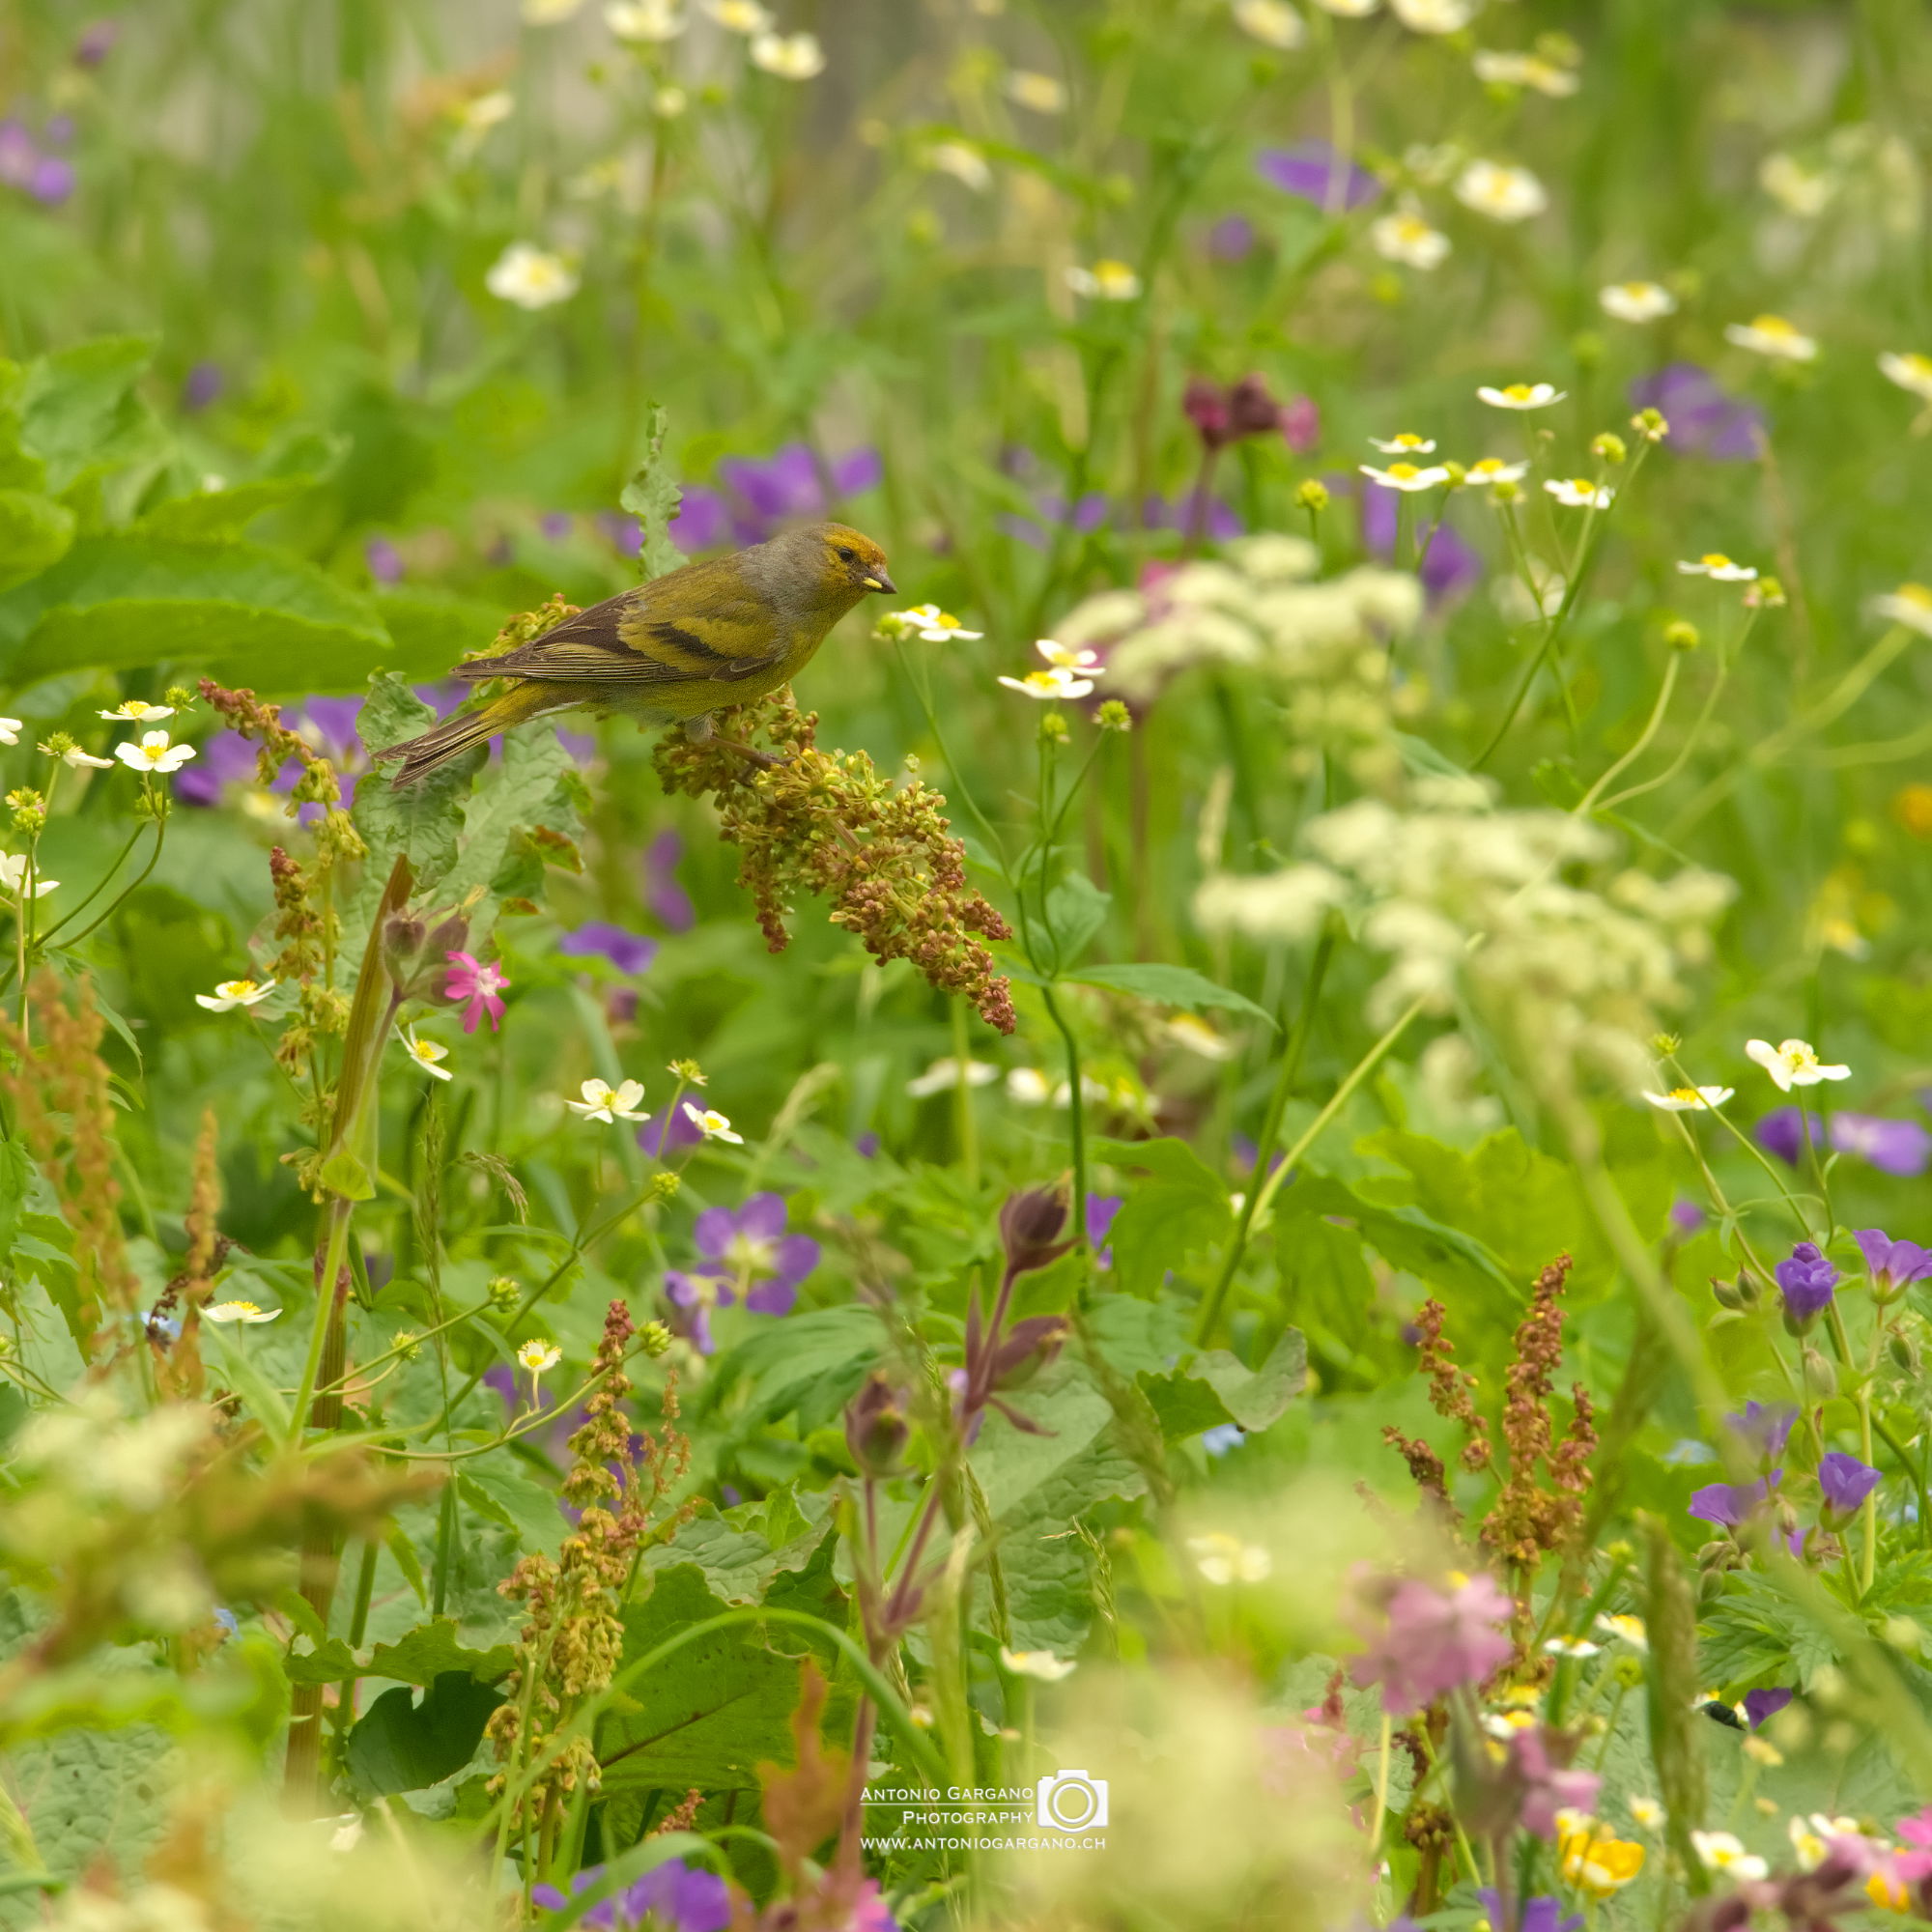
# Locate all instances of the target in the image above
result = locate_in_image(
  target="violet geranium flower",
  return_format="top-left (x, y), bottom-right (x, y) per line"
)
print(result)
top-left (643, 829), bottom-right (696, 931)
top-left (1628, 363), bottom-right (1765, 461)
top-left (444, 951), bottom-right (509, 1034)
top-left (530, 1859), bottom-right (731, 1932)
top-left (1478, 1895), bottom-right (1581, 1932)
top-left (1726, 1401), bottom-right (1797, 1465)
top-left (1256, 140), bottom-right (1381, 213)
top-left (1689, 1471), bottom-right (1778, 1529)
top-left (1832, 1114), bottom-right (1932, 1178)
top-left (1743, 1687), bottom-right (1793, 1729)
top-left (1817, 1451), bottom-right (1881, 1522)
top-left (1774, 1242), bottom-right (1838, 1325)
top-left (1755, 1105), bottom-right (1823, 1166)
top-left (1087, 1193), bottom-right (1122, 1270)
top-left (692, 1193), bottom-right (820, 1315)
top-left (1857, 1228), bottom-right (1932, 1299)
top-left (557, 921), bottom-right (659, 976)
top-left (1349, 1570), bottom-right (1514, 1715)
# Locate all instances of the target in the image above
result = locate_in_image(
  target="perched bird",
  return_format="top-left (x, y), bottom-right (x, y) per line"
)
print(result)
top-left (377, 521), bottom-right (895, 787)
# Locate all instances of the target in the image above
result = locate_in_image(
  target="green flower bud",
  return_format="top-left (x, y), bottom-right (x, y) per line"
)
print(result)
top-left (637, 1319), bottom-right (672, 1358)
top-left (1039, 711), bottom-right (1070, 746)
top-left (1293, 479), bottom-right (1330, 513)
top-left (1096, 699), bottom-right (1132, 732)
top-left (1664, 620), bottom-right (1700, 652)
top-left (1612, 1654), bottom-right (1645, 1689)
top-left (488, 1275), bottom-right (522, 1314)
top-left (1591, 432), bottom-right (1628, 467)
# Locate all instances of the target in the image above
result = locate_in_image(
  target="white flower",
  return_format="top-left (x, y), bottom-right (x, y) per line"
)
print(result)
top-left (1745, 1037), bottom-right (1850, 1092)
top-left (195, 978), bottom-right (276, 1012)
top-left (750, 30), bottom-right (824, 78)
top-left (1870, 582), bottom-right (1932, 637)
top-left (607, 0), bottom-right (686, 40)
top-left (401, 1030), bottom-right (453, 1082)
top-left (1478, 381), bottom-right (1565, 410)
top-left (1690, 1832), bottom-right (1768, 1882)
top-left (115, 729), bottom-right (196, 775)
top-left (999, 1646), bottom-right (1079, 1681)
top-left (906, 1057), bottom-right (1000, 1098)
top-left (327, 1815), bottom-right (365, 1854)
top-left (486, 242), bottom-right (580, 310)
top-left (1007, 1067), bottom-right (1053, 1105)
top-left (523, 0), bottom-right (582, 18)
top-left (1641, 1085), bottom-right (1733, 1112)
top-left (1597, 1612), bottom-right (1648, 1651)
top-left (41, 742), bottom-right (114, 770)
top-left (1371, 209), bottom-right (1451, 270)
top-left (98, 700), bottom-right (175, 723)
top-left (204, 1299), bottom-right (280, 1324)
top-left (1065, 260), bottom-right (1140, 301)
top-left (1473, 48), bottom-right (1580, 95)
top-left (890, 603), bottom-right (983, 642)
top-left (1724, 315), bottom-right (1817, 362)
top-left (1310, 0), bottom-right (1378, 13)
top-left (1788, 1815), bottom-right (1829, 1873)
top-left (1005, 70), bottom-right (1066, 113)
top-left (455, 91), bottom-right (514, 139)
top-left (1678, 553), bottom-right (1756, 582)
top-left (1544, 1635), bottom-right (1602, 1658)
top-left (568, 1077), bottom-right (649, 1123)
top-left (0, 853), bottom-right (53, 898)
top-left (0, 719), bottom-right (21, 749)
top-left (1233, 0), bottom-right (1305, 47)
top-left (1879, 352), bottom-right (1932, 403)
top-left (654, 84), bottom-right (688, 116)
top-left (1369, 432), bottom-right (1437, 454)
top-left (1037, 639), bottom-right (1103, 672)
top-left (683, 1102), bottom-right (744, 1144)
top-left (1628, 1795), bottom-right (1663, 1829)
top-left (1463, 457), bottom-right (1529, 485)
top-left (1760, 152), bottom-right (1833, 217)
top-left (703, 0), bottom-right (770, 28)
top-left (1187, 1532), bottom-right (1272, 1585)
top-left (1165, 1014), bottom-right (1236, 1060)
top-left (1454, 159), bottom-right (1548, 222)
top-left (1392, 0), bottom-right (1474, 31)
top-left (999, 667), bottom-right (1094, 700)
top-left (1544, 477), bottom-right (1613, 509)
top-left (1360, 461), bottom-right (1450, 493)
top-left (517, 1338), bottom-right (563, 1398)
top-left (925, 142), bottom-right (991, 192)
top-left (1600, 279), bottom-right (1676, 323)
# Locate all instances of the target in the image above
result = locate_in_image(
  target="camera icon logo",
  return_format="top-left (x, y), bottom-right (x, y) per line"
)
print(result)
top-left (1036, 1769), bottom-right (1109, 1833)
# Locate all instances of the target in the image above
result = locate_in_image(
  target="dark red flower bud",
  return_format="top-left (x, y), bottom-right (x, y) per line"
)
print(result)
top-left (1225, 373), bottom-right (1285, 440)
top-left (1183, 377), bottom-right (1234, 452)
top-left (999, 1182), bottom-right (1074, 1277)
top-left (990, 1314), bottom-right (1070, 1388)
top-left (844, 1370), bottom-right (910, 1478)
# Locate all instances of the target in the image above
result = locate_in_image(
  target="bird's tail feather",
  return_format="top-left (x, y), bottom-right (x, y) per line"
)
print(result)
top-left (373, 684), bottom-right (554, 789)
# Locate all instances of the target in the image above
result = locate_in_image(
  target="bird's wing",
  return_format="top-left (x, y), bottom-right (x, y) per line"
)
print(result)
top-left (456, 562), bottom-right (784, 686)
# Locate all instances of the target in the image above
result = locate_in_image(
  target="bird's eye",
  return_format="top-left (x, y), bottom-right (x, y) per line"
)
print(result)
top-left (836, 545), bottom-right (856, 562)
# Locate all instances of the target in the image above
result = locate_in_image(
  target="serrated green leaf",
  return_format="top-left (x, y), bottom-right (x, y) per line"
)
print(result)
top-left (345, 1671), bottom-right (504, 1797)
top-left (135, 475), bottom-right (318, 542)
top-left (19, 336), bottom-right (156, 495)
top-left (1088, 1137), bottom-right (1234, 1299)
top-left (618, 404), bottom-right (685, 582)
top-left (350, 674), bottom-right (471, 906)
top-left (0, 490), bottom-right (74, 593)
top-left (365, 1618), bottom-right (516, 1687)
top-left (1067, 961), bottom-right (1275, 1030)
top-left (713, 1306), bottom-right (882, 1430)
top-left (1041, 872), bottom-right (1110, 970)
top-left (458, 1463), bottom-right (564, 1558)
top-left (371, 585), bottom-right (505, 675)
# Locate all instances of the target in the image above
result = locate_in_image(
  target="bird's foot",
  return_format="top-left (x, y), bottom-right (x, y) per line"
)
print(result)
top-left (717, 737), bottom-right (785, 770)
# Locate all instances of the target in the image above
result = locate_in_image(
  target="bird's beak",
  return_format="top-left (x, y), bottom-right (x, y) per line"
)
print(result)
top-left (864, 572), bottom-right (896, 594)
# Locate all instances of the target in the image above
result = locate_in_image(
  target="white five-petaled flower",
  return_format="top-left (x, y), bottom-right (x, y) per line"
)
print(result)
top-left (204, 1299), bottom-right (281, 1324)
top-left (1746, 1037), bottom-right (1851, 1092)
top-left (1641, 1085), bottom-right (1735, 1112)
top-left (1545, 477), bottom-right (1614, 509)
top-left (0, 720), bottom-right (20, 748)
top-left (486, 242), bottom-right (580, 310)
top-left (906, 1057), bottom-right (1000, 1099)
top-left (749, 30), bottom-right (824, 77)
top-left (41, 740), bottom-right (114, 769)
top-left (1371, 209), bottom-right (1451, 270)
top-left (1478, 380), bottom-right (1565, 410)
top-left (1005, 70), bottom-right (1067, 113)
top-left (1473, 48), bottom-right (1580, 96)
top-left (1597, 1612), bottom-right (1648, 1651)
top-left (704, 0), bottom-right (771, 29)
top-left (1392, 0), bottom-right (1474, 31)
top-left (1463, 457), bottom-right (1530, 485)
top-left (401, 1030), bottom-right (453, 1082)
top-left (523, 0), bottom-right (583, 20)
top-left (683, 1102), bottom-right (744, 1144)
top-left (1187, 1532), bottom-right (1272, 1585)
top-left (1036, 639), bottom-right (1103, 672)
top-left (1628, 1795), bottom-right (1664, 1829)
top-left (1310, 0), bottom-right (1379, 14)
top-left (1369, 432), bottom-right (1437, 454)
top-left (925, 142), bottom-right (991, 192)
top-left (1065, 260), bottom-right (1140, 301)
top-left (99, 700), bottom-right (175, 724)
top-left (1678, 553), bottom-right (1756, 582)
top-left (517, 1338), bottom-right (563, 1399)
top-left (1360, 461), bottom-right (1451, 493)
top-left (893, 603), bottom-right (984, 642)
top-left (1724, 314), bottom-right (1817, 362)
top-left (568, 1077), bottom-right (649, 1123)
top-left (1600, 279), bottom-right (1677, 323)
top-left (1879, 352), bottom-right (1932, 403)
top-left (116, 730), bottom-right (197, 775)
top-left (1455, 159), bottom-right (1548, 223)
top-left (0, 854), bottom-right (53, 898)
top-left (1543, 1635), bottom-right (1602, 1658)
top-left (1870, 582), bottom-right (1932, 638)
top-left (1233, 0), bottom-right (1306, 47)
top-left (999, 1646), bottom-right (1079, 1681)
top-left (1690, 1833), bottom-right (1768, 1882)
top-left (195, 978), bottom-right (276, 1012)
top-left (999, 667), bottom-right (1094, 700)
top-left (607, 0), bottom-right (686, 40)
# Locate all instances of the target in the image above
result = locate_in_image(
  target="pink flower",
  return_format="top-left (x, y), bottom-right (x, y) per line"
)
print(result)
top-left (444, 951), bottom-right (509, 1034)
top-left (1349, 1570), bottom-right (1515, 1715)
top-left (1511, 1726), bottom-right (1602, 1839)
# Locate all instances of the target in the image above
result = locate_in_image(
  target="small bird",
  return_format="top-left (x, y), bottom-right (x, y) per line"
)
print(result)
top-left (377, 521), bottom-right (895, 787)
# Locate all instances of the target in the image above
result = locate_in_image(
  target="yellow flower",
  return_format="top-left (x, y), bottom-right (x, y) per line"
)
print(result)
top-left (1891, 782), bottom-right (1932, 839)
top-left (1725, 314), bottom-right (1818, 361)
top-left (1560, 1827), bottom-right (1646, 1897)
top-left (1870, 582), bottom-right (1932, 638)
top-left (1879, 352), bottom-right (1932, 402)
top-left (1065, 260), bottom-right (1140, 301)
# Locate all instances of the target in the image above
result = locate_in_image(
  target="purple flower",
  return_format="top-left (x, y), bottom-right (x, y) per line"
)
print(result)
top-left (365, 537), bottom-right (405, 583)
top-left (289, 696), bottom-right (364, 762)
top-left (1689, 1471), bottom-right (1777, 1528)
top-left (1756, 1104), bottom-right (1824, 1166)
top-left (174, 728), bottom-right (260, 806)
top-left (557, 921), bottom-right (658, 976)
top-left (73, 20), bottom-right (118, 67)
top-left (668, 486), bottom-right (731, 554)
top-left (1207, 213), bottom-right (1256, 261)
top-left (1743, 1687), bottom-right (1792, 1729)
top-left (183, 361), bottom-right (224, 412)
top-left (1349, 1571), bottom-right (1514, 1715)
top-left (1818, 1451), bottom-right (1881, 1520)
top-left (714, 442), bottom-right (881, 543)
top-left (1629, 364), bottom-right (1765, 462)
top-left (0, 123), bottom-right (37, 188)
top-left (531, 1860), bottom-right (730, 1932)
top-left (1726, 1401), bottom-right (1797, 1464)
top-left (1832, 1113), bottom-right (1932, 1178)
top-left (598, 511), bottom-right (645, 557)
top-left (638, 1105), bottom-right (703, 1159)
top-left (1140, 491), bottom-right (1243, 541)
top-left (1775, 1242), bottom-right (1839, 1322)
top-left (43, 116), bottom-right (73, 148)
top-left (689, 1192), bottom-right (819, 1315)
top-left (643, 829), bottom-right (695, 931)
top-left (538, 511), bottom-right (573, 541)
top-left (28, 156), bottom-right (74, 206)
top-left (1256, 141), bottom-right (1380, 213)
top-left (1478, 1894), bottom-right (1582, 1932)
top-left (999, 490), bottom-right (1109, 551)
top-left (1279, 393), bottom-right (1321, 453)
top-left (1360, 483), bottom-right (1482, 603)
top-left (1857, 1228), bottom-right (1932, 1296)
top-left (1087, 1193), bottom-right (1122, 1270)
top-left (1669, 1197), bottom-right (1707, 1236)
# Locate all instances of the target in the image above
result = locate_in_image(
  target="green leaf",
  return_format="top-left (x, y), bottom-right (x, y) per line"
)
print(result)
top-left (345, 1671), bottom-right (505, 1797)
top-left (639, 1495), bottom-right (836, 1606)
top-left (365, 1618), bottom-right (517, 1688)
top-left (435, 722), bottom-right (579, 954)
top-left (281, 1635), bottom-right (360, 1687)
top-left (370, 584), bottom-right (505, 677)
top-left (1088, 1137), bottom-right (1234, 1299)
top-left (7, 1722), bottom-right (176, 1897)
top-left (967, 1360), bottom-right (1115, 1518)
top-left (1041, 872), bottom-right (1111, 969)
top-left (618, 404), bottom-right (686, 582)
top-left (19, 336), bottom-right (156, 496)
top-left (0, 535), bottom-right (389, 689)
top-left (0, 490), bottom-right (74, 592)
top-left (1140, 1326), bottom-right (1307, 1438)
top-left (713, 1306), bottom-right (882, 1432)
top-left (458, 1462), bottom-right (566, 1559)
top-left (1067, 960), bottom-right (1275, 1030)
top-left (135, 476), bottom-right (322, 542)
top-left (350, 674), bottom-right (471, 903)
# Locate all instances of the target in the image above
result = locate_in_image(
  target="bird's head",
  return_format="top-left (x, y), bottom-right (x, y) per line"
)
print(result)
top-left (812, 523), bottom-right (896, 598)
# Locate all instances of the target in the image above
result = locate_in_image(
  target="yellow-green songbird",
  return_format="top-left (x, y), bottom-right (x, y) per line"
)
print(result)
top-left (377, 521), bottom-right (896, 787)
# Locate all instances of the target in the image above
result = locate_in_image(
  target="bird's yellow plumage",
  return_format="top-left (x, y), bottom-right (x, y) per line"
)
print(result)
top-left (376, 521), bottom-right (895, 786)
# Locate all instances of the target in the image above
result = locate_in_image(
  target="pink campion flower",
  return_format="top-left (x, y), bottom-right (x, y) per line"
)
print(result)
top-left (444, 951), bottom-right (509, 1034)
top-left (1349, 1570), bottom-right (1515, 1714)
top-left (1511, 1726), bottom-right (1603, 1839)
